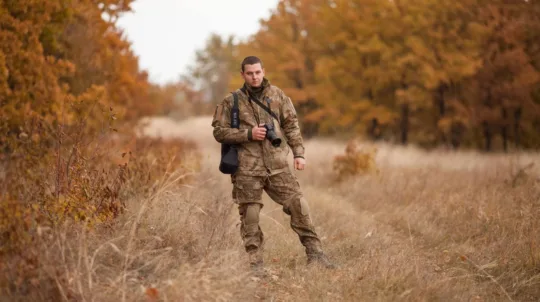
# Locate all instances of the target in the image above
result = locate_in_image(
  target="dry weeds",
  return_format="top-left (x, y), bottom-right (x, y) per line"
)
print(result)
top-left (4, 116), bottom-right (539, 302)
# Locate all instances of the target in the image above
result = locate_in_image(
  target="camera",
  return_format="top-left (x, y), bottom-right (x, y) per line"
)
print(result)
top-left (263, 123), bottom-right (281, 147)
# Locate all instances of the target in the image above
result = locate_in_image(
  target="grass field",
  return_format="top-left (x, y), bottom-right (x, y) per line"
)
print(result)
top-left (19, 116), bottom-right (539, 302)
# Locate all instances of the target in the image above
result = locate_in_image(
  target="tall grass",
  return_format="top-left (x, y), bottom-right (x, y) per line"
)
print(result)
top-left (2, 116), bottom-right (539, 301)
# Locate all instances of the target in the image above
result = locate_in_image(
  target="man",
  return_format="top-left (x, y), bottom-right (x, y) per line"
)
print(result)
top-left (211, 56), bottom-right (335, 272)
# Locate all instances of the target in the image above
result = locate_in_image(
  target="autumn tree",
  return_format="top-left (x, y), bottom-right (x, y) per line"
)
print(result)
top-left (186, 33), bottom-right (237, 105)
top-left (395, 0), bottom-right (488, 147)
top-left (1, 0), bottom-right (151, 152)
top-left (236, 0), bottom-right (326, 137)
top-left (0, 0), bottom-right (158, 252)
top-left (199, 0), bottom-right (540, 151)
top-left (310, 0), bottom-right (394, 137)
top-left (0, 1), bottom-right (73, 151)
top-left (471, 1), bottom-right (540, 151)
top-left (45, 0), bottom-right (150, 120)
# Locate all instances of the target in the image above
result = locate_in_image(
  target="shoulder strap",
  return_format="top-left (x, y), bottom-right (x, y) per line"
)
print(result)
top-left (231, 92), bottom-right (240, 129)
top-left (240, 87), bottom-right (279, 122)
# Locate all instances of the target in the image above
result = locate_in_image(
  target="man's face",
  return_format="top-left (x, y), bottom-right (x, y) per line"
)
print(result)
top-left (241, 63), bottom-right (265, 87)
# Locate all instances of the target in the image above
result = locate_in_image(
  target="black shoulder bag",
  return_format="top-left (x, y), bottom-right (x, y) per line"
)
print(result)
top-left (219, 92), bottom-right (240, 174)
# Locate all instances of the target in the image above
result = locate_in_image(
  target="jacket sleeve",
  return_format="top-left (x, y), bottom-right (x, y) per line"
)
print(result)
top-left (280, 93), bottom-right (305, 158)
top-left (212, 95), bottom-right (252, 144)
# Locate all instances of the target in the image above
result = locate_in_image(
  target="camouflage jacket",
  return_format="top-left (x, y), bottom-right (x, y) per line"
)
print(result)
top-left (211, 79), bottom-right (305, 176)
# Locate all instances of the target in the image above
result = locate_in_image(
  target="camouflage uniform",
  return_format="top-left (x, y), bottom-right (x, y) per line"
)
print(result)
top-left (212, 78), bottom-right (333, 268)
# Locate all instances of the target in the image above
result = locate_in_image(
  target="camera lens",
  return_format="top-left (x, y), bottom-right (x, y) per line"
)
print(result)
top-left (264, 124), bottom-right (281, 147)
top-left (270, 137), bottom-right (281, 147)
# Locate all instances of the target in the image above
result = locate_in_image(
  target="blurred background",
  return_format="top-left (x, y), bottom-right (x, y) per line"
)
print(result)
top-left (123, 0), bottom-right (540, 152)
top-left (2, 0), bottom-right (539, 152)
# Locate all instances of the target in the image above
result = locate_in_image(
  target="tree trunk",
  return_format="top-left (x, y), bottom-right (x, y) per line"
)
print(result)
top-left (399, 76), bottom-right (409, 146)
top-left (501, 108), bottom-right (508, 152)
top-left (482, 91), bottom-right (493, 152)
top-left (436, 83), bottom-right (448, 145)
top-left (291, 19), bottom-right (303, 90)
top-left (298, 99), bottom-right (319, 138)
top-left (400, 104), bottom-right (409, 145)
top-left (483, 121), bottom-right (492, 152)
top-left (437, 84), bottom-right (446, 116)
top-left (368, 118), bottom-right (380, 141)
top-left (450, 123), bottom-right (465, 149)
top-left (514, 107), bottom-right (522, 148)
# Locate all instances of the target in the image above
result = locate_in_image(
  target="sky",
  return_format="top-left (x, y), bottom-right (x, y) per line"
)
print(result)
top-left (116, 0), bottom-right (279, 85)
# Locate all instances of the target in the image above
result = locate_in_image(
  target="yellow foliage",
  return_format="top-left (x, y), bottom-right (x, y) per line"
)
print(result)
top-left (0, 0), bottom-right (205, 296)
top-left (0, 97), bottom-right (199, 295)
top-left (219, 0), bottom-right (540, 149)
top-left (333, 140), bottom-right (378, 182)
top-left (0, 0), bottom-right (203, 257)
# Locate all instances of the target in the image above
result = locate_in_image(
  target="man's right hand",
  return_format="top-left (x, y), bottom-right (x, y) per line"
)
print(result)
top-left (252, 124), bottom-right (267, 141)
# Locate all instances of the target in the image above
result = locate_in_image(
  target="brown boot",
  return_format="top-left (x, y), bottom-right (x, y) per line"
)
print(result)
top-left (302, 237), bottom-right (337, 269)
top-left (248, 250), bottom-right (268, 278)
top-left (307, 251), bottom-right (337, 269)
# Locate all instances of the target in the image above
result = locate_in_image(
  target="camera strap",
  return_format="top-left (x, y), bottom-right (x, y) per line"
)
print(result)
top-left (231, 92), bottom-right (239, 128)
top-left (241, 87), bottom-right (279, 123)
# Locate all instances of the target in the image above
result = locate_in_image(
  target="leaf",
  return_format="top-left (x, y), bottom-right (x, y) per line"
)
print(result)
top-left (145, 287), bottom-right (159, 302)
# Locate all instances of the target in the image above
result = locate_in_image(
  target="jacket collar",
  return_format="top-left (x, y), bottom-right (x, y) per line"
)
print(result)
top-left (241, 77), bottom-right (270, 98)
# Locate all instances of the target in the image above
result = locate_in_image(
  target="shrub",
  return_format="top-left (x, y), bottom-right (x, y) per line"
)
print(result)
top-left (333, 140), bottom-right (378, 181)
top-left (0, 96), bottom-right (199, 297)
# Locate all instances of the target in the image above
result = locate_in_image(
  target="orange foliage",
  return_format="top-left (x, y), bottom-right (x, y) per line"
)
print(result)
top-left (213, 0), bottom-right (540, 150)
top-left (0, 96), bottom-right (198, 297)
top-left (333, 141), bottom-right (378, 182)
top-left (0, 1), bottom-right (200, 294)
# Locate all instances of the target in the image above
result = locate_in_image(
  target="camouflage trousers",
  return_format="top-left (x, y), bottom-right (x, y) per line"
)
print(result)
top-left (232, 171), bottom-right (324, 262)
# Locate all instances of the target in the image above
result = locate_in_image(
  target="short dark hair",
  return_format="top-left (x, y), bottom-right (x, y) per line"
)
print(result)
top-left (241, 56), bottom-right (263, 72)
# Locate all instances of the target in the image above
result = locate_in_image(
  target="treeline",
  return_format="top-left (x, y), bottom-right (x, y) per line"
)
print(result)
top-left (0, 0), bottom-right (204, 194)
top-left (190, 0), bottom-right (540, 151)
top-left (0, 0), bottom-right (206, 155)
top-left (1, 0), bottom-right (143, 139)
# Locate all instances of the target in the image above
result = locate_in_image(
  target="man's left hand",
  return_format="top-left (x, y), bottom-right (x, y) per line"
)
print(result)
top-left (294, 157), bottom-right (306, 170)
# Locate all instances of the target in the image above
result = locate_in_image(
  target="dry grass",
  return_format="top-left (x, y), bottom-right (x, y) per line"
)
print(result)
top-left (4, 116), bottom-right (540, 302)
